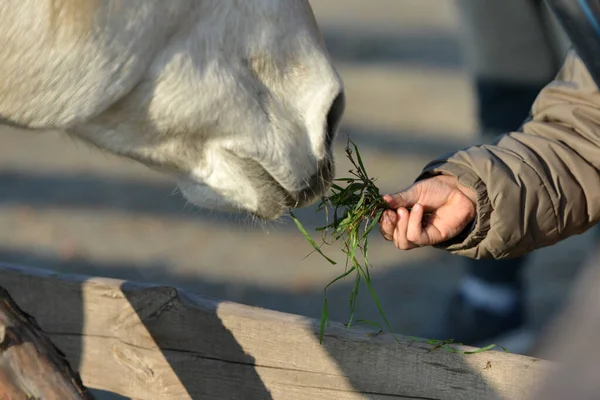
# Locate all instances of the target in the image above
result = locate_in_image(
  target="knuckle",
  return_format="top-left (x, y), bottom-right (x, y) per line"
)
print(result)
top-left (406, 231), bottom-right (420, 243)
top-left (394, 238), bottom-right (406, 250)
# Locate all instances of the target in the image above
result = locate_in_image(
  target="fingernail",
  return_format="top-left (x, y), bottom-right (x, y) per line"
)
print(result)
top-left (384, 213), bottom-right (391, 223)
top-left (414, 203), bottom-right (422, 212)
top-left (398, 209), bottom-right (406, 218)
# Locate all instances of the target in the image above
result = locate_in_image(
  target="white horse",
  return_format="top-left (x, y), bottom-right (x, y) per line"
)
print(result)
top-left (0, 0), bottom-right (345, 219)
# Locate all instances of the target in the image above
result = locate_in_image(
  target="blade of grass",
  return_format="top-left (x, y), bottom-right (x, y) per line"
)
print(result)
top-left (350, 139), bottom-right (367, 174)
top-left (346, 271), bottom-right (361, 329)
top-left (319, 266), bottom-right (358, 342)
top-left (319, 296), bottom-right (329, 344)
top-left (290, 211), bottom-right (337, 265)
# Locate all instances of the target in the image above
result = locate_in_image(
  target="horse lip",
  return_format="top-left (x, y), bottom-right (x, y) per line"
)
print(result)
top-left (217, 150), bottom-right (333, 218)
top-left (238, 157), bottom-right (325, 204)
top-left (288, 158), bottom-right (335, 210)
top-left (224, 147), bottom-right (333, 199)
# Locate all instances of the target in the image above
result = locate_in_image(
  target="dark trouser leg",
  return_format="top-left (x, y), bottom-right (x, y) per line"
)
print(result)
top-left (465, 78), bottom-right (547, 286)
top-left (594, 224), bottom-right (600, 240)
top-left (466, 256), bottom-right (526, 284)
top-left (475, 79), bottom-right (548, 134)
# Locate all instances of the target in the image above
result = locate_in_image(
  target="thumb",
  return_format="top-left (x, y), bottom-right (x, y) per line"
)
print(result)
top-left (382, 184), bottom-right (420, 210)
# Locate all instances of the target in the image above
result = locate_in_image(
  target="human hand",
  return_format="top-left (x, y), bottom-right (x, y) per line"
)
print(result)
top-left (379, 175), bottom-right (477, 250)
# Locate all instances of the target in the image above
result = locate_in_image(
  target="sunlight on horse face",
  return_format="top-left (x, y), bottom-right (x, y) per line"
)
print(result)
top-left (165, 2), bottom-right (345, 219)
top-left (1, 0), bottom-right (344, 219)
top-left (0, 0), bottom-right (344, 220)
top-left (81, 2), bottom-right (345, 220)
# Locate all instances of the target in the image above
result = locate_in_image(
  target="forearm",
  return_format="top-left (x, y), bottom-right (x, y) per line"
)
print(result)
top-left (419, 50), bottom-right (600, 259)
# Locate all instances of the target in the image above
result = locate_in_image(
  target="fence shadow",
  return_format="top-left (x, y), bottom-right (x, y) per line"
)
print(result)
top-left (321, 27), bottom-right (464, 69)
top-left (0, 247), bottom-right (495, 399)
top-left (4, 238), bottom-right (593, 399)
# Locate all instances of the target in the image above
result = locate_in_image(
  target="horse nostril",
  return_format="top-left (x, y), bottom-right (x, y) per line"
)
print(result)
top-left (295, 157), bottom-right (335, 208)
top-left (325, 91), bottom-right (345, 148)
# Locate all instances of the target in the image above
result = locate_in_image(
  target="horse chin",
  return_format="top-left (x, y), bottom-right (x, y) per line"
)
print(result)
top-left (176, 175), bottom-right (325, 221)
top-left (175, 179), bottom-right (289, 221)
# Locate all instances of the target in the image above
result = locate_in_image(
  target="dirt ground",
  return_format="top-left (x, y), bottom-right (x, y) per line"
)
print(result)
top-left (1, 1), bottom-right (597, 397)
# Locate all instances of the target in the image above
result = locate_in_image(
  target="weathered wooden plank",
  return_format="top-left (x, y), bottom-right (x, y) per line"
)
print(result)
top-left (0, 285), bottom-right (94, 399)
top-left (0, 262), bottom-right (555, 400)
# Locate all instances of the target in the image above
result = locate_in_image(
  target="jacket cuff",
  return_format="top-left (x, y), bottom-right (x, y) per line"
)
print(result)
top-left (415, 161), bottom-right (492, 257)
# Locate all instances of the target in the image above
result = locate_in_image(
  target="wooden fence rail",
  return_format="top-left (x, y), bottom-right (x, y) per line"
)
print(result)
top-left (0, 262), bottom-right (555, 399)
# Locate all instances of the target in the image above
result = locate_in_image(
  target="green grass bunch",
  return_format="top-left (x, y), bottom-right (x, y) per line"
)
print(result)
top-left (291, 138), bottom-right (390, 342)
top-left (290, 137), bottom-right (506, 355)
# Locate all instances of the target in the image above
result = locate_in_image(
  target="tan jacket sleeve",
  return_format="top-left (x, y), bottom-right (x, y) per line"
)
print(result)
top-left (418, 49), bottom-right (600, 259)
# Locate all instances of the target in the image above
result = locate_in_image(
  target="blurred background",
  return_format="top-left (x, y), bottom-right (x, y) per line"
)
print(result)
top-left (0, 0), bottom-right (596, 358)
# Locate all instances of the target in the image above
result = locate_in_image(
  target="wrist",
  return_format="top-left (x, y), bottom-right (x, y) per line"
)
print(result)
top-left (456, 182), bottom-right (478, 206)
top-left (434, 174), bottom-right (477, 204)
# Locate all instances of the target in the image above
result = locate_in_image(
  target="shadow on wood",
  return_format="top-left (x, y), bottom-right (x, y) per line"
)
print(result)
top-left (0, 285), bottom-right (93, 399)
top-left (0, 262), bottom-right (556, 400)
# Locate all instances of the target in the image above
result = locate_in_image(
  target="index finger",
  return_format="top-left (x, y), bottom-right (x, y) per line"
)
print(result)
top-left (382, 186), bottom-right (419, 210)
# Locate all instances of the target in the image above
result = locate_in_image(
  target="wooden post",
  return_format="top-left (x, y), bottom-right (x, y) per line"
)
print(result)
top-left (0, 285), bottom-right (94, 399)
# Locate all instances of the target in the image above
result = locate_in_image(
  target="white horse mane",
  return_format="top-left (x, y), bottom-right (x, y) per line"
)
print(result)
top-left (0, 0), bottom-right (345, 219)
